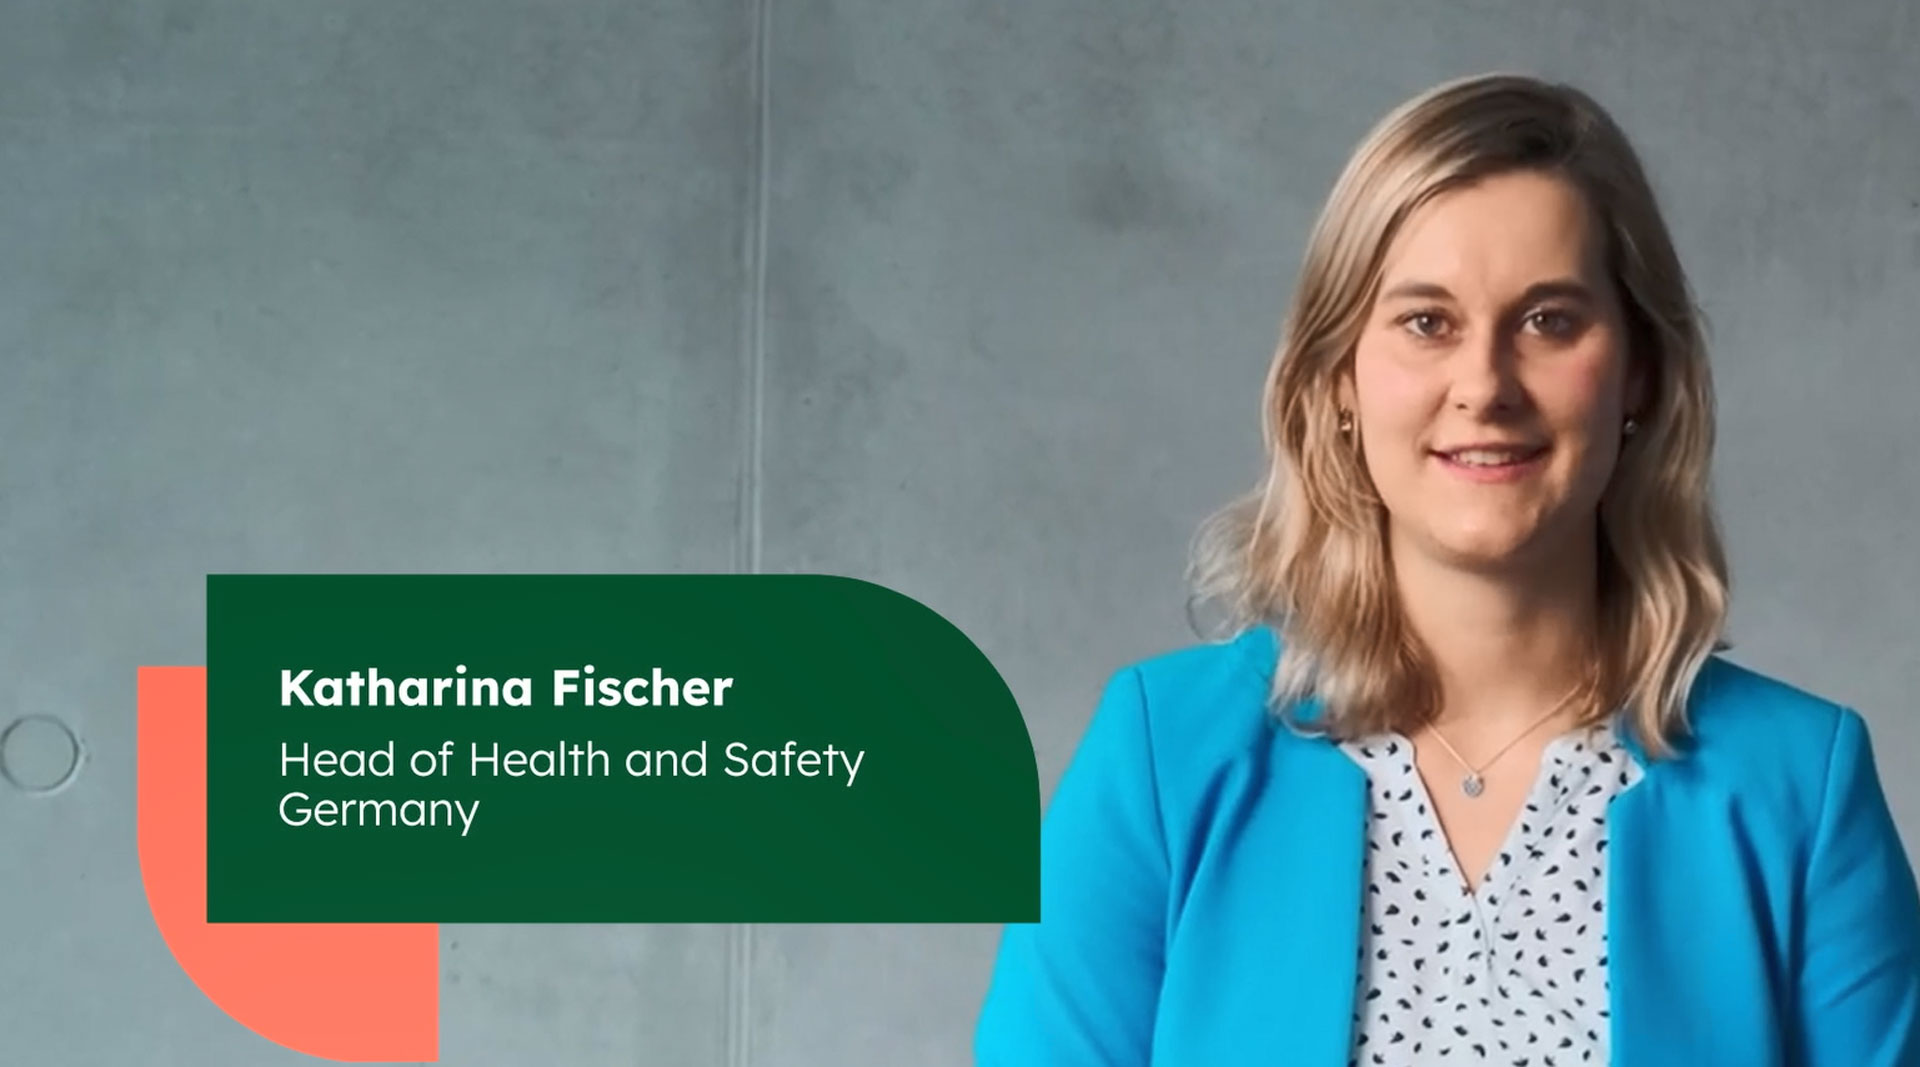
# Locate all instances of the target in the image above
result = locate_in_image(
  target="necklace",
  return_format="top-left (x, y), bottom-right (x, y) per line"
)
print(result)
top-left (1426, 679), bottom-right (1588, 798)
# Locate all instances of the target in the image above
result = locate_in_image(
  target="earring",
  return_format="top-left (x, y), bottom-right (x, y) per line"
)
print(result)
top-left (1623, 416), bottom-right (1640, 437)
top-left (1338, 408), bottom-right (1354, 435)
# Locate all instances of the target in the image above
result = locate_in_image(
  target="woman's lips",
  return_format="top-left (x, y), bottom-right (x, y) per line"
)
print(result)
top-left (1431, 447), bottom-right (1549, 483)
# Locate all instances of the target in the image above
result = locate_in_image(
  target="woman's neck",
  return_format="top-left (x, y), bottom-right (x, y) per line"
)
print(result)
top-left (1392, 541), bottom-right (1600, 734)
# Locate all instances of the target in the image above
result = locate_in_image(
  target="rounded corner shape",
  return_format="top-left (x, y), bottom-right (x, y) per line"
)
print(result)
top-left (138, 665), bottom-right (440, 1062)
top-left (803, 574), bottom-right (1043, 790)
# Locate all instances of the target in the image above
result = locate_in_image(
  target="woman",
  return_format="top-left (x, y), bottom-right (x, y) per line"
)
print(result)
top-left (975, 72), bottom-right (1920, 1065)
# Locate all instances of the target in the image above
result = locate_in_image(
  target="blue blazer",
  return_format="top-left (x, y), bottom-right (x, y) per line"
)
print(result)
top-left (976, 626), bottom-right (1920, 1065)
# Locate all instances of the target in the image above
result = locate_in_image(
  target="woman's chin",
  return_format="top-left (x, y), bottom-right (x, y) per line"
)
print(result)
top-left (1389, 507), bottom-right (1588, 575)
top-left (1416, 527), bottom-right (1552, 573)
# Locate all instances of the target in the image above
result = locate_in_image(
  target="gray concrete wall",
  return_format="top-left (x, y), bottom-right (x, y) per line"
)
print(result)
top-left (1, 0), bottom-right (1914, 1063)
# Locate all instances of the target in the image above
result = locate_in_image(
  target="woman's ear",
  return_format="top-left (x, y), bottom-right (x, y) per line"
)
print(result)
top-left (1334, 370), bottom-right (1357, 414)
top-left (1624, 356), bottom-right (1649, 422)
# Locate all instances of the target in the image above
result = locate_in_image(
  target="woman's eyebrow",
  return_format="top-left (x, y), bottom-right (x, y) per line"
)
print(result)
top-left (1376, 278), bottom-right (1597, 304)
top-left (1518, 279), bottom-right (1599, 304)
top-left (1377, 280), bottom-right (1454, 302)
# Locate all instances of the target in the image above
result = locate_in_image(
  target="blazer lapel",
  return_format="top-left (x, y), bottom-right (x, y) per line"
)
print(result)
top-left (1605, 713), bottom-right (1779, 1066)
top-left (1193, 711), bottom-right (1369, 1064)
top-left (1605, 759), bottom-right (1675, 1063)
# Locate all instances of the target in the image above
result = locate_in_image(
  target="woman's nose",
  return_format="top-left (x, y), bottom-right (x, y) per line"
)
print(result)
top-left (1446, 329), bottom-right (1524, 412)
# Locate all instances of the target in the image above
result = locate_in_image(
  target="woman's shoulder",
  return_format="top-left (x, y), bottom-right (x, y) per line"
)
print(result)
top-left (1097, 629), bottom-right (1876, 801)
top-left (1102, 626), bottom-right (1290, 776)
top-left (1122, 624), bottom-right (1280, 702)
top-left (1689, 653), bottom-right (1850, 734)
top-left (1108, 631), bottom-right (1872, 787)
top-left (1677, 653), bottom-right (1870, 794)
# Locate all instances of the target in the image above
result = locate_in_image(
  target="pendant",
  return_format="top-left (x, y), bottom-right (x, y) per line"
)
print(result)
top-left (1461, 773), bottom-right (1485, 798)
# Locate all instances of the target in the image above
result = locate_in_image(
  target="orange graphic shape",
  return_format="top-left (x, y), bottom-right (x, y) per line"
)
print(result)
top-left (138, 667), bottom-right (438, 1062)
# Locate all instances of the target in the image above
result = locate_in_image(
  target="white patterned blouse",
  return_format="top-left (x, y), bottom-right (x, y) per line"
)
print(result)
top-left (1336, 723), bottom-right (1646, 1066)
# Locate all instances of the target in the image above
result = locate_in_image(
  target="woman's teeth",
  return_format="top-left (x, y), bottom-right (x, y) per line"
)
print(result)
top-left (1445, 449), bottom-right (1538, 467)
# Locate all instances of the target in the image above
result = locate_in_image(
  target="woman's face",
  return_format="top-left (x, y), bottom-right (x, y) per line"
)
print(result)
top-left (1344, 169), bottom-right (1639, 574)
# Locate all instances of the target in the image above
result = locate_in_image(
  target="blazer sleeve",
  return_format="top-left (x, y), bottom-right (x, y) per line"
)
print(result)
top-left (974, 666), bottom-right (1170, 1066)
top-left (1797, 707), bottom-right (1920, 1066)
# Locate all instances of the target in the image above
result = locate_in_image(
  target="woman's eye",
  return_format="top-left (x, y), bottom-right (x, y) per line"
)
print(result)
top-left (1527, 308), bottom-right (1580, 337)
top-left (1400, 312), bottom-right (1447, 338)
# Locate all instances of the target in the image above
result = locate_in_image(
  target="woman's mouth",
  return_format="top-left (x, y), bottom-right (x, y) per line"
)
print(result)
top-left (1431, 446), bottom-right (1549, 481)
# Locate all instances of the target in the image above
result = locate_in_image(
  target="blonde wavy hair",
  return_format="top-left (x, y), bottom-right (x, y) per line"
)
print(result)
top-left (1188, 72), bottom-right (1729, 758)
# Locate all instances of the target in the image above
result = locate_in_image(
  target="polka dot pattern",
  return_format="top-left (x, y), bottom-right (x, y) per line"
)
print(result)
top-left (1336, 723), bottom-right (1644, 1066)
